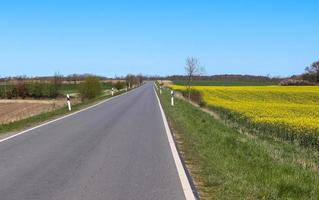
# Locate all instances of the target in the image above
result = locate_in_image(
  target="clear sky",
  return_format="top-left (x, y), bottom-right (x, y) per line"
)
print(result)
top-left (0, 0), bottom-right (318, 77)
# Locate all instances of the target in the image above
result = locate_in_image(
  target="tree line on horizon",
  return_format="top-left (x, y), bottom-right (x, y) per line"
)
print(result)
top-left (1, 59), bottom-right (318, 86)
top-left (0, 73), bottom-right (145, 100)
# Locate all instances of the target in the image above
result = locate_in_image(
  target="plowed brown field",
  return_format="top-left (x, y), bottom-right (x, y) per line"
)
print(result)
top-left (0, 100), bottom-right (65, 124)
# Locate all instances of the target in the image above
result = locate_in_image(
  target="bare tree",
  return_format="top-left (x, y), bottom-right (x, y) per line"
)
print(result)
top-left (185, 57), bottom-right (200, 100)
top-left (137, 73), bottom-right (144, 85)
top-left (305, 61), bottom-right (319, 83)
top-left (125, 74), bottom-right (133, 88)
top-left (52, 72), bottom-right (63, 93)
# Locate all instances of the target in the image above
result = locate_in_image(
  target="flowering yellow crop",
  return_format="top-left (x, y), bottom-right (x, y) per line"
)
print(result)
top-left (170, 85), bottom-right (319, 135)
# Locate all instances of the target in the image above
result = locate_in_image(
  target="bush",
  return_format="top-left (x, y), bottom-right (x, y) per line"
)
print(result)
top-left (113, 81), bottom-right (125, 90)
top-left (0, 87), bottom-right (4, 99)
top-left (6, 91), bottom-right (13, 99)
top-left (16, 82), bottom-right (27, 99)
top-left (27, 82), bottom-right (58, 98)
top-left (27, 82), bottom-right (44, 98)
top-left (79, 76), bottom-right (102, 100)
top-left (42, 83), bottom-right (58, 98)
top-left (181, 89), bottom-right (206, 107)
top-left (0, 84), bottom-right (14, 99)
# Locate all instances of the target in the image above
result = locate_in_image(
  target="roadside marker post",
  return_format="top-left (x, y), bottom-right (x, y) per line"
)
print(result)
top-left (171, 90), bottom-right (175, 106)
top-left (160, 86), bottom-right (162, 94)
top-left (67, 94), bottom-right (72, 111)
top-left (111, 88), bottom-right (114, 96)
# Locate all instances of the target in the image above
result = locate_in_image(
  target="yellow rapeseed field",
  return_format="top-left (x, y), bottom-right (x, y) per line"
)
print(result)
top-left (170, 85), bottom-right (319, 136)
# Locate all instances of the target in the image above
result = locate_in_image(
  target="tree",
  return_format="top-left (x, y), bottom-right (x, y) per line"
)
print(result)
top-left (305, 61), bottom-right (319, 83)
top-left (15, 82), bottom-right (27, 99)
top-left (125, 74), bottom-right (132, 88)
top-left (79, 76), bottom-right (102, 100)
top-left (113, 81), bottom-right (124, 90)
top-left (137, 74), bottom-right (144, 85)
top-left (125, 74), bottom-right (138, 88)
top-left (185, 57), bottom-right (200, 100)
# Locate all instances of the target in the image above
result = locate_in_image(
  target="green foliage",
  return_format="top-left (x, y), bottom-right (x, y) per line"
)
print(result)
top-left (0, 84), bottom-right (13, 99)
top-left (0, 86), bottom-right (3, 98)
top-left (79, 76), bottom-right (102, 100)
top-left (27, 82), bottom-right (58, 98)
top-left (0, 78), bottom-right (113, 99)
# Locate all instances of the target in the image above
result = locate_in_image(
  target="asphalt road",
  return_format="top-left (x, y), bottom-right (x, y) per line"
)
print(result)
top-left (0, 82), bottom-right (186, 200)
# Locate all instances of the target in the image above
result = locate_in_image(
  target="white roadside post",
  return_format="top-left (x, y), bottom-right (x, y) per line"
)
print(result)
top-left (160, 86), bottom-right (162, 94)
top-left (111, 88), bottom-right (114, 96)
top-left (67, 94), bottom-right (71, 111)
top-left (171, 90), bottom-right (174, 106)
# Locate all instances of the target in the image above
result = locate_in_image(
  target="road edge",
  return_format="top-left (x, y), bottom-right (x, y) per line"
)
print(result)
top-left (153, 86), bottom-right (197, 200)
top-left (0, 86), bottom-right (140, 144)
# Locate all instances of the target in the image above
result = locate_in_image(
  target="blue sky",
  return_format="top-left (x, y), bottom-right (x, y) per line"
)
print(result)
top-left (0, 0), bottom-right (318, 77)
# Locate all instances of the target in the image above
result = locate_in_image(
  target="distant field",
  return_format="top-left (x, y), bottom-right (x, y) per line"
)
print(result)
top-left (170, 85), bottom-right (319, 148)
top-left (173, 80), bottom-right (278, 86)
top-left (58, 82), bottom-right (113, 95)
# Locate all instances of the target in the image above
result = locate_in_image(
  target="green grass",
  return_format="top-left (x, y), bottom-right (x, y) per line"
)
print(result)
top-left (58, 83), bottom-right (113, 95)
top-left (158, 88), bottom-right (319, 200)
top-left (58, 84), bottom-right (79, 94)
top-left (173, 80), bottom-right (278, 86)
top-left (0, 89), bottom-right (126, 135)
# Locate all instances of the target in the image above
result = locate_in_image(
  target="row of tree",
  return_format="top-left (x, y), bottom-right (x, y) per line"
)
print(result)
top-left (0, 82), bottom-right (60, 99)
top-left (0, 73), bottom-right (64, 99)
top-left (0, 73), bottom-right (146, 100)
top-left (183, 57), bottom-right (319, 89)
top-left (0, 73), bottom-right (108, 82)
top-left (79, 74), bottom-right (145, 100)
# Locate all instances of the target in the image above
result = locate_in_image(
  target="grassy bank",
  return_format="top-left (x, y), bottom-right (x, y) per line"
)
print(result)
top-left (158, 88), bottom-right (319, 200)
top-left (0, 89), bottom-right (127, 135)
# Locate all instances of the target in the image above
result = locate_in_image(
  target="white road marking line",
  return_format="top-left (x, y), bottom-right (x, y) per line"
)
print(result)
top-left (153, 86), bottom-right (196, 200)
top-left (0, 88), bottom-right (138, 144)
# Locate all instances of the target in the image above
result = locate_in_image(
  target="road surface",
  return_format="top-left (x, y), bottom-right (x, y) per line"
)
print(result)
top-left (0, 82), bottom-right (188, 200)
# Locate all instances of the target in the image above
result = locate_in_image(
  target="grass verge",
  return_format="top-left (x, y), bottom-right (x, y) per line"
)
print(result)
top-left (158, 88), bottom-right (319, 200)
top-left (0, 90), bottom-right (127, 136)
